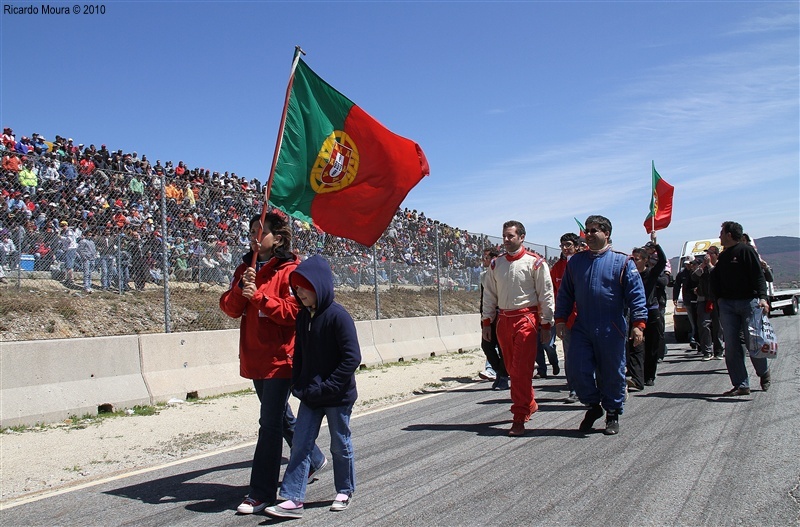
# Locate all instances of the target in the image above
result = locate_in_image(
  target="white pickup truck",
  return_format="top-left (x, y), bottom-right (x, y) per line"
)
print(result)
top-left (672, 238), bottom-right (799, 343)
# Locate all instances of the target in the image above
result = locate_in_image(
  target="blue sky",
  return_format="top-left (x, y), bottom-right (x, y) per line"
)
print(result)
top-left (2, 1), bottom-right (798, 259)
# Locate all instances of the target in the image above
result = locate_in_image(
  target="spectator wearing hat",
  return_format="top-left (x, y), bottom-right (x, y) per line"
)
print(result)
top-left (33, 136), bottom-right (49, 156)
top-left (1, 128), bottom-right (15, 151)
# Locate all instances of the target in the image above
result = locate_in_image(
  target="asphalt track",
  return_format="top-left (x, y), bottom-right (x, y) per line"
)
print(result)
top-left (2, 316), bottom-right (798, 527)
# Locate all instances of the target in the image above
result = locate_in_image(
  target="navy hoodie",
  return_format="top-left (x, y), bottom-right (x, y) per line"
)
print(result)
top-left (290, 255), bottom-right (361, 409)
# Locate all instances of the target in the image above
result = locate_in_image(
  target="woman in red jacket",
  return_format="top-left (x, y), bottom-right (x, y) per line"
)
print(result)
top-left (219, 212), bottom-right (326, 514)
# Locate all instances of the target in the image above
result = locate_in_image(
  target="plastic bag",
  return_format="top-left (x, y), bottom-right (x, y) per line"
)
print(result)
top-left (747, 309), bottom-right (778, 359)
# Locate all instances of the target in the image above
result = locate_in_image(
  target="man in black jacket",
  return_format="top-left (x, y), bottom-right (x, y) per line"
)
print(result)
top-left (710, 221), bottom-right (770, 396)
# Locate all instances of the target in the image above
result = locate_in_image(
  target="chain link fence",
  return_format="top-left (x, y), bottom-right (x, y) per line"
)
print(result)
top-left (0, 149), bottom-right (558, 339)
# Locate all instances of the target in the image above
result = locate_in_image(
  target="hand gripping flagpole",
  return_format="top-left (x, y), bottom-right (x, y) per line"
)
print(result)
top-left (250, 46), bottom-right (305, 268)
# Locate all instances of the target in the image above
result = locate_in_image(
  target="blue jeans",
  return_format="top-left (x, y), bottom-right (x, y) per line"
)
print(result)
top-left (250, 379), bottom-right (326, 503)
top-left (280, 402), bottom-right (355, 502)
top-left (82, 258), bottom-right (95, 290)
top-left (99, 255), bottom-right (115, 289)
top-left (536, 330), bottom-right (559, 375)
top-left (718, 298), bottom-right (769, 389)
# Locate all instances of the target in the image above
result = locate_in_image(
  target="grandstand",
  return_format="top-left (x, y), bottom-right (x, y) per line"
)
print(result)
top-left (0, 126), bottom-right (557, 293)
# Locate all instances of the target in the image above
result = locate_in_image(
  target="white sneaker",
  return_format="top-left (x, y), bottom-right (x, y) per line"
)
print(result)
top-left (237, 496), bottom-right (267, 514)
top-left (330, 493), bottom-right (352, 511)
top-left (478, 370), bottom-right (496, 381)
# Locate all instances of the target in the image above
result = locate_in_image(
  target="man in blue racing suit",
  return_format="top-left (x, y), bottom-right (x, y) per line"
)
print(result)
top-left (555, 215), bottom-right (647, 435)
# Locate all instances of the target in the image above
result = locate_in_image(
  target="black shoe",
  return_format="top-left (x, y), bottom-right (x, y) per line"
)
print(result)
top-left (644, 379), bottom-right (655, 387)
top-left (552, 364), bottom-right (560, 376)
top-left (579, 404), bottom-right (604, 432)
top-left (533, 372), bottom-right (547, 379)
top-left (722, 386), bottom-right (751, 396)
top-left (604, 411), bottom-right (620, 435)
top-left (760, 372), bottom-right (771, 392)
top-left (702, 353), bottom-right (712, 361)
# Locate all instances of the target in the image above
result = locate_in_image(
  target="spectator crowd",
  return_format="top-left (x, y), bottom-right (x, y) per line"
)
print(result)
top-left (1, 126), bottom-right (530, 291)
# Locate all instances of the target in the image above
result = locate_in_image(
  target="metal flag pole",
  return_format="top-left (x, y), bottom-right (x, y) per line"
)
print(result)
top-left (250, 45), bottom-right (305, 268)
top-left (651, 160), bottom-right (656, 235)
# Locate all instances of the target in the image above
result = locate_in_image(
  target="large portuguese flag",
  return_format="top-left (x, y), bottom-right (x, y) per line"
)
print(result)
top-left (270, 58), bottom-right (429, 247)
top-left (643, 161), bottom-right (674, 234)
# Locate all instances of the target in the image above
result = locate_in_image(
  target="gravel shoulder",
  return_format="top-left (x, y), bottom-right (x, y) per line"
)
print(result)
top-left (0, 349), bottom-right (485, 505)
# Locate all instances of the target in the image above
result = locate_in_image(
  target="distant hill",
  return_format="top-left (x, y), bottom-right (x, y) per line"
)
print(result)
top-left (755, 236), bottom-right (799, 288)
top-left (668, 236), bottom-right (798, 289)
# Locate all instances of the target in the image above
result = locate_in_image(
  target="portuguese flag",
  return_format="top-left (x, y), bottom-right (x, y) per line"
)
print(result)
top-left (643, 161), bottom-right (674, 234)
top-left (270, 57), bottom-right (429, 247)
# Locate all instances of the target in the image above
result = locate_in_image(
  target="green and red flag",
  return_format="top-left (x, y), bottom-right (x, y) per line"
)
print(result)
top-left (644, 161), bottom-right (674, 234)
top-left (269, 56), bottom-right (429, 247)
top-left (573, 217), bottom-right (586, 238)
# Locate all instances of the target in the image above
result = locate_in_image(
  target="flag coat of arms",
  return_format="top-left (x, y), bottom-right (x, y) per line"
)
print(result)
top-left (644, 161), bottom-right (674, 234)
top-left (270, 57), bottom-right (429, 246)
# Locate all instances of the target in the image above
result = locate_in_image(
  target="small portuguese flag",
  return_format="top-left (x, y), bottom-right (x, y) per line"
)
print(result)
top-left (270, 57), bottom-right (430, 247)
top-left (643, 161), bottom-right (674, 234)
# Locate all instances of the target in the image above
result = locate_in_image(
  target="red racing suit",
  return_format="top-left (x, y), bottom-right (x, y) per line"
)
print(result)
top-left (482, 249), bottom-right (555, 422)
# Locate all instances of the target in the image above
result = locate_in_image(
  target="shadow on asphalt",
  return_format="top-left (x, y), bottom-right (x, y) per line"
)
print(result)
top-left (402, 420), bottom-right (590, 438)
top-left (636, 390), bottom-right (755, 402)
top-left (656, 369), bottom-right (728, 377)
top-left (105, 460), bottom-right (251, 513)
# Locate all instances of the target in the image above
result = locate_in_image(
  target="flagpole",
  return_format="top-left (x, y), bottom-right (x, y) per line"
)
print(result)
top-left (650, 160), bottom-right (656, 235)
top-left (251, 46), bottom-right (305, 268)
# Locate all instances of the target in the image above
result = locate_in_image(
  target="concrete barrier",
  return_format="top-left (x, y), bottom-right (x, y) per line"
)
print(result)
top-left (354, 320), bottom-right (381, 367)
top-left (436, 314), bottom-right (481, 353)
top-left (0, 315), bottom-right (482, 427)
top-left (138, 329), bottom-right (250, 404)
top-left (371, 316), bottom-right (447, 362)
top-left (0, 336), bottom-right (150, 428)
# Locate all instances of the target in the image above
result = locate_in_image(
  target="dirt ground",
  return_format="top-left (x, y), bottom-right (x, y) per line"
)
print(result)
top-left (0, 348), bottom-right (489, 505)
top-left (0, 277), bottom-right (479, 341)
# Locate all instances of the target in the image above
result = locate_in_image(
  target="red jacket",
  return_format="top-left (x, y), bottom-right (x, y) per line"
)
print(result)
top-left (551, 257), bottom-right (577, 328)
top-left (219, 253), bottom-right (301, 379)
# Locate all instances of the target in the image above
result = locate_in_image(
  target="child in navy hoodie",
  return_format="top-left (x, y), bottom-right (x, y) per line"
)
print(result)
top-left (265, 255), bottom-right (361, 520)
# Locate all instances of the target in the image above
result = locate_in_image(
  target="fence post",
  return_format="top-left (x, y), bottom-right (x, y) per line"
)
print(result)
top-left (434, 221), bottom-right (442, 316)
top-left (160, 174), bottom-right (171, 333)
top-left (117, 232), bottom-right (124, 294)
top-left (372, 244), bottom-right (380, 320)
top-left (14, 225), bottom-right (23, 290)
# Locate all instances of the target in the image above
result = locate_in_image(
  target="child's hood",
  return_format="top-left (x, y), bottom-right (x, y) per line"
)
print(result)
top-left (291, 255), bottom-right (334, 312)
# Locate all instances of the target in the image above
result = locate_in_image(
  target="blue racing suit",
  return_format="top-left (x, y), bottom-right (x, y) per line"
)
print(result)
top-left (554, 247), bottom-right (647, 413)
